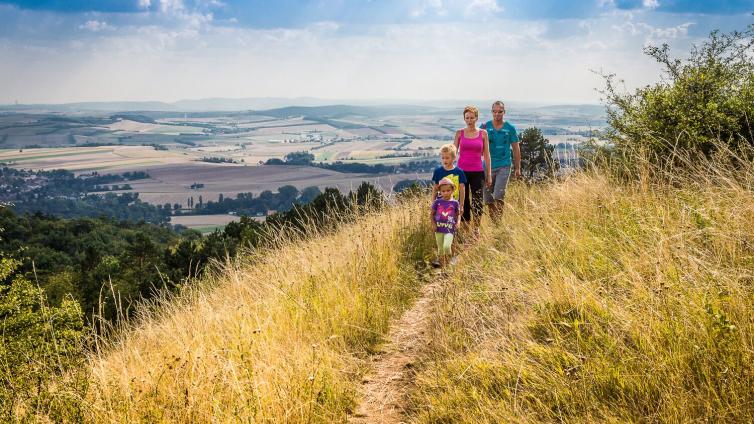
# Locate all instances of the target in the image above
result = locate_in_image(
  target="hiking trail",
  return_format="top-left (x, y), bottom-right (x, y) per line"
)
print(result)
top-left (349, 275), bottom-right (440, 423)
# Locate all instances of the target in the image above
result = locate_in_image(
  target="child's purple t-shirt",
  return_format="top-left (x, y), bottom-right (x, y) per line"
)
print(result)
top-left (432, 198), bottom-right (460, 234)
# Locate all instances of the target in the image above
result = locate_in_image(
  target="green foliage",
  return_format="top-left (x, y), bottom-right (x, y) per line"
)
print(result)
top-left (519, 127), bottom-right (557, 179)
top-left (1, 167), bottom-right (167, 225)
top-left (602, 25), bottom-right (754, 165)
top-left (284, 151), bottom-right (315, 165)
top-left (0, 257), bottom-right (85, 420)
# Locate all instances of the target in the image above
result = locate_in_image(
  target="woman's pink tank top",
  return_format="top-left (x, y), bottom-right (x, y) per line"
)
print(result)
top-left (457, 129), bottom-right (483, 172)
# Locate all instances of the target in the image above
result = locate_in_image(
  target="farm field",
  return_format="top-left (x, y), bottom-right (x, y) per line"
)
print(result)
top-left (122, 163), bottom-right (428, 206)
top-left (0, 105), bottom-right (607, 211)
top-left (170, 213), bottom-right (255, 233)
top-left (0, 146), bottom-right (198, 171)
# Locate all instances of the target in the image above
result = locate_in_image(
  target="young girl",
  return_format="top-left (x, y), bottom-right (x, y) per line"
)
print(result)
top-left (431, 178), bottom-right (461, 268)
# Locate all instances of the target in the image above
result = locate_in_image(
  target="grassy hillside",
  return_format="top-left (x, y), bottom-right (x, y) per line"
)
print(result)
top-left (29, 152), bottom-right (753, 422)
top-left (410, 156), bottom-right (754, 422)
top-left (82, 202), bottom-right (432, 422)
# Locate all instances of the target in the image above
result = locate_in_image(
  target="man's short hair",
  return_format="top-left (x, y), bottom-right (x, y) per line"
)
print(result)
top-left (492, 101), bottom-right (505, 110)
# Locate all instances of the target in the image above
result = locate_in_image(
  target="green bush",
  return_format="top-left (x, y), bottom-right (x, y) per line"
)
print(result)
top-left (602, 24), bottom-right (754, 166)
top-left (0, 257), bottom-right (86, 420)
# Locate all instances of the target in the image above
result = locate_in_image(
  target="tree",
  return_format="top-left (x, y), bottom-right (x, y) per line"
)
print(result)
top-left (299, 186), bottom-right (322, 204)
top-left (275, 185), bottom-right (299, 212)
top-left (601, 24), bottom-right (754, 165)
top-left (519, 127), bottom-right (556, 179)
top-left (284, 151), bottom-right (315, 165)
top-left (0, 257), bottom-right (84, 419)
top-left (354, 181), bottom-right (385, 210)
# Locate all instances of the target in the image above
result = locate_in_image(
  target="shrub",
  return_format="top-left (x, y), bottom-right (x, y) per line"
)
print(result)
top-left (601, 24), bottom-right (754, 167)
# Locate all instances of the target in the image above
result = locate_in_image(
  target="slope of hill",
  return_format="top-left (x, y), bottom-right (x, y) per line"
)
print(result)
top-left (28, 153), bottom-right (754, 423)
top-left (409, 162), bottom-right (754, 422)
top-left (83, 201), bottom-right (432, 422)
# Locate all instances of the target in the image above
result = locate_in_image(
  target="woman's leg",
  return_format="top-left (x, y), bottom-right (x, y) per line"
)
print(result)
top-left (470, 173), bottom-right (484, 222)
top-left (462, 171), bottom-right (484, 236)
top-left (462, 181), bottom-right (472, 222)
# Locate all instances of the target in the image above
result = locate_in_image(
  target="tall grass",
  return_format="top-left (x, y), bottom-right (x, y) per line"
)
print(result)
top-left (83, 201), bottom-right (432, 422)
top-left (410, 150), bottom-right (754, 422)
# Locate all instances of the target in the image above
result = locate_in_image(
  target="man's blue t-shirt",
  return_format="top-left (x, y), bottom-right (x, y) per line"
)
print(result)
top-left (482, 120), bottom-right (518, 168)
top-left (431, 166), bottom-right (467, 201)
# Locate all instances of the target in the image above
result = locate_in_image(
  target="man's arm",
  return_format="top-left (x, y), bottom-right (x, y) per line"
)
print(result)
top-left (512, 142), bottom-right (521, 179)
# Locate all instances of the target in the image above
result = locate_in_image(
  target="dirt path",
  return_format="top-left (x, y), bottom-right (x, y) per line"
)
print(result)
top-left (349, 276), bottom-right (440, 424)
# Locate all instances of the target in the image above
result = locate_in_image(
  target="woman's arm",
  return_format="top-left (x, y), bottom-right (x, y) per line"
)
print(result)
top-left (482, 130), bottom-right (492, 186)
top-left (453, 129), bottom-right (461, 150)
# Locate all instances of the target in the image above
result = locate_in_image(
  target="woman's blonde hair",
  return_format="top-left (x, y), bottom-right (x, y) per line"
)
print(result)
top-left (463, 105), bottom-right (479, 118)
top-left (439, 143), bottom-right (456, 158)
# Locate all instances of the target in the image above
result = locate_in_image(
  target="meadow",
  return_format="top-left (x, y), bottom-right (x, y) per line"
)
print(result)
top-left (16, 146), bottom-right (747, 423)
top-left (409, 152), bottom-right (754, 422)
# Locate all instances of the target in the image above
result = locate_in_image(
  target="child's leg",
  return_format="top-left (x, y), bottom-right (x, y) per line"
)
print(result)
top-left (439, 233), bottom-right (453, 267)
top-left (435, 232), bottom-right (445, 259)
top-left (443, 233), bottom-right (454, 256)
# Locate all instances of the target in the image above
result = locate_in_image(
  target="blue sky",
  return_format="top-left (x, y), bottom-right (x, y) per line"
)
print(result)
top-left (1, 0), bottom-right (752, 103)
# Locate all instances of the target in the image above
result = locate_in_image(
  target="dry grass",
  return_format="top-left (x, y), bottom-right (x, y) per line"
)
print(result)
top-left (33, 145), bottom-right (754, 422)
top-left (409, 152), bottom-right (754, 422)
top-left (83, 201), bottom-right (432, 423)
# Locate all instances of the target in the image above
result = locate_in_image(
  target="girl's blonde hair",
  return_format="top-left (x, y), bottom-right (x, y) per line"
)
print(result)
top-left (463, 105), bottom-right (479, 118)
top-left (439, 143), bottom-right (456, 158)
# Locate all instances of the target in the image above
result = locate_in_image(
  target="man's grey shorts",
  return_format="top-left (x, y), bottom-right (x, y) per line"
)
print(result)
top-left (484, 166), bottom-right (511, 204)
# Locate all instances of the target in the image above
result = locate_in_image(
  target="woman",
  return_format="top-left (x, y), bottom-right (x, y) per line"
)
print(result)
top-left (454, 105), bottom-right (491, 236)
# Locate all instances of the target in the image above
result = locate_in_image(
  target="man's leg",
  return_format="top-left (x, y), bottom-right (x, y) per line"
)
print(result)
top-left (491, 166), bottom-right (511, 219)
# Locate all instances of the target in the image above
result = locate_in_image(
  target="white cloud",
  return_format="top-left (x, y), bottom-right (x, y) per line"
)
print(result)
top-left (78, 20), bottom-right (113, 32)
top-left (613, 20), bottom-right (693, 40)
top-left (138, 0), bottom-right (151, 9)
top-left (3, 6), bottom-right (719, 104)
top-left (465, 0), bottom-right (502, 16)
top-left (411, 0), bottom-right (446, 18)
top-left (643, 0), bottom-right (660, 10)
top-left (159, 0), bottom-right (185, 13)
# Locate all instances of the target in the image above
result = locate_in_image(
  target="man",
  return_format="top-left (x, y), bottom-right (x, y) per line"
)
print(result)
top-left (481, 101), bottom-right (521, 218)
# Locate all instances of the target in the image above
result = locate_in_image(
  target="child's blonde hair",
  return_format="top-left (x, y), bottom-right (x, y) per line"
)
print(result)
top-left (439, 143), bottom-right (457, 158)
top-left (438, 177), bottom-right (456, 189)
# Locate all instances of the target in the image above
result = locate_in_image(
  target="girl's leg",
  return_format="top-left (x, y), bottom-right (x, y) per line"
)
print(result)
top-left (442, 234), bottom-right (453, 265)
top-left (435, 232), bottom-right (445, 263)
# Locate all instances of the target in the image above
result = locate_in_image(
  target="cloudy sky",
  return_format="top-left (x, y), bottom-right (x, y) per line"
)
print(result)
top-left (0, 0), bottom-right (752, 104)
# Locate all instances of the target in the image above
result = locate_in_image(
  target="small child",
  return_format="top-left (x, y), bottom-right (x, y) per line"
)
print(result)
top-left (431, 144), bottom-right (466, 213)
top-left (432, 177), bottom-right (461, 268)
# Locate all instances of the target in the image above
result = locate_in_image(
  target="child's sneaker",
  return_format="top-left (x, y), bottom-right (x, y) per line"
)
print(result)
top-left (449, 256), bottom-right (458, 266)
top-left (431, 259), bottom-right (441, 268)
